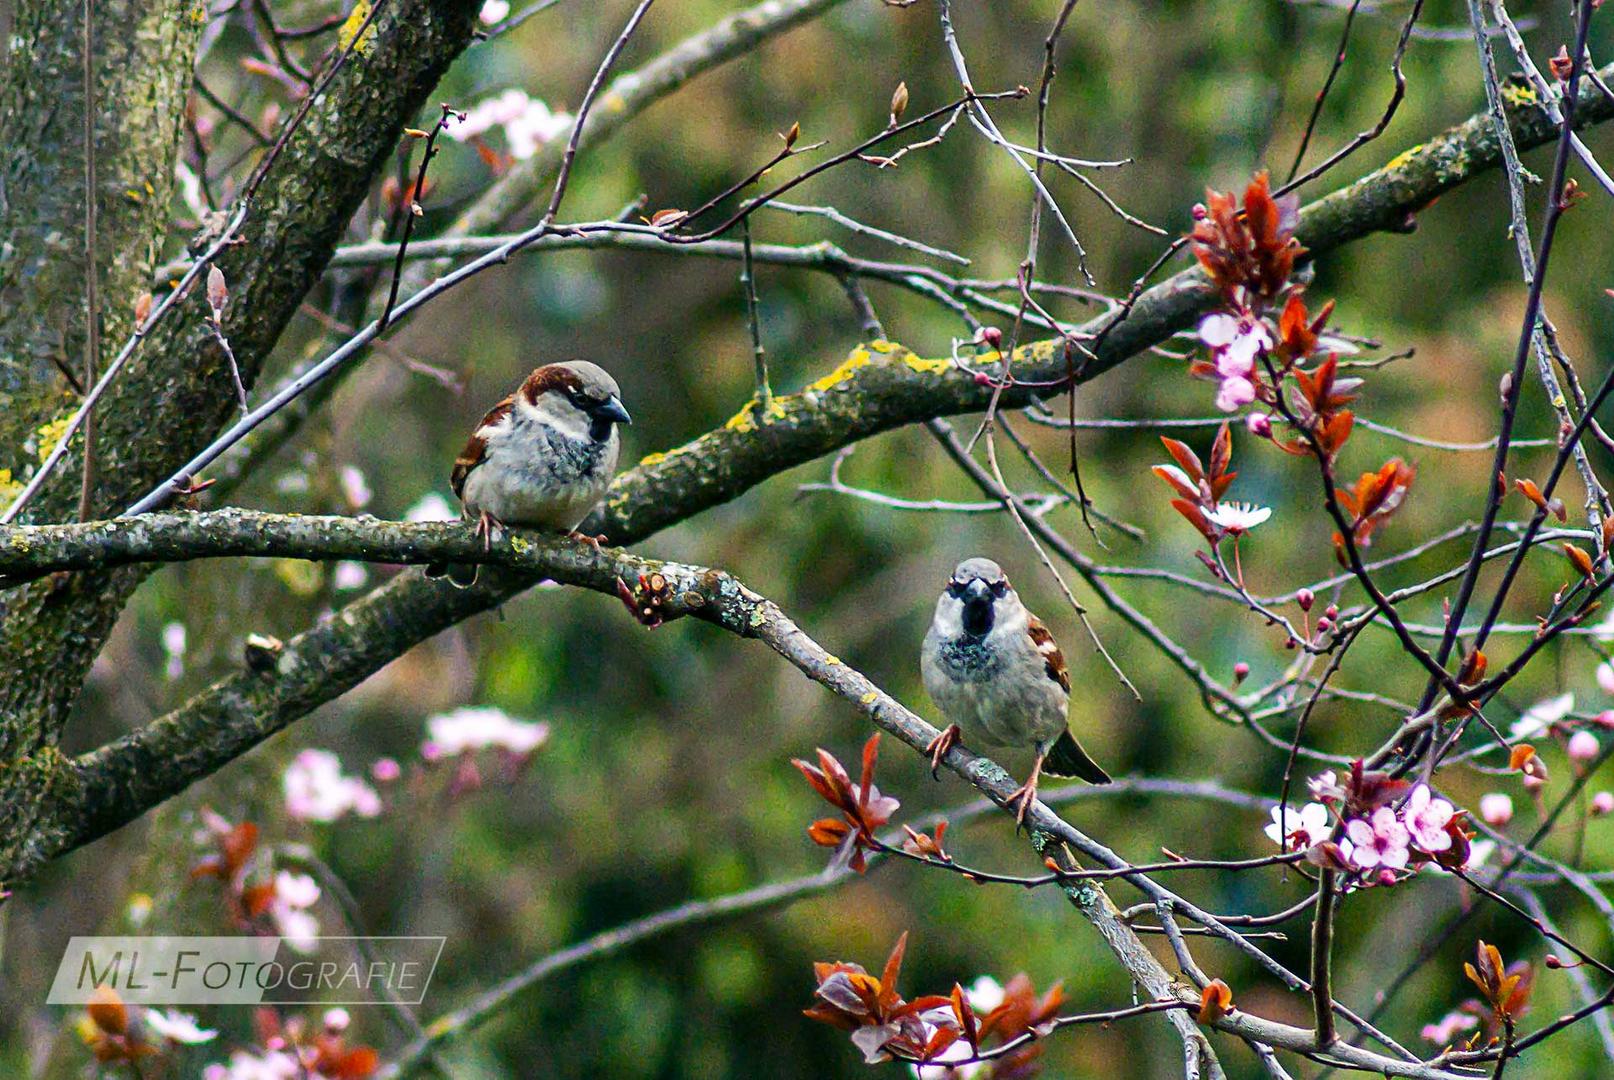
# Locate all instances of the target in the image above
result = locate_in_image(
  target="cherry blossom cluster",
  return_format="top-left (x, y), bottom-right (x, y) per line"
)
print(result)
top-left (190, 812), bottom-right (324, 952)
top-left (1265, 764), bottom-right (1478, 886)
top-left (203, 1007), bottom-right (378, 1080)
top-left (1188, 172), bottom-right (1356, 421)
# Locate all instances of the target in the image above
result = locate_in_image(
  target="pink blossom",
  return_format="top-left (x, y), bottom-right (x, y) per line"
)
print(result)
top-left (1198, 312), bottom-right (1272, 377)
top-left (1265, 802), bottom-right (1331, 850)
top-left (1307, 770), bottom-right (1343, 801)
top-left (1401, 784), bottom-right (1455, 853)
top-left (1568, 730), bottom-right (1600, 763)
top-left (1599, 660), bottom-right (1614, 695)
top-left (1215, 374), bottom-right (1256, 412)
top-left (370, 757), bottom-right (401, 783)
top-left (1343, 806), bottom-right (1410, 871)
top-left (204, 1049), bottom-right (301, 1080)
top-left (1478, 793), bottom-right (1513, 826)
top-left (1245, 413), bottom-right (1273, 438)
top-left (1420, 1010), bottom-right (1478, 1045)
top-left (269, 871), bottom-right (320, 953)
top-left (282, 750), bottom-right (382, 824)
top-left (1593, 791), bottom-right (1614, 817)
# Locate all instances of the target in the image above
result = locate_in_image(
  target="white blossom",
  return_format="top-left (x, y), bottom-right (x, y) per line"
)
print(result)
top-left (425, 706), bottom-right (550, 756)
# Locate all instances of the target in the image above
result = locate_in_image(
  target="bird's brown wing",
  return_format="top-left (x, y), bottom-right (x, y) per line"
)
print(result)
top-left (1026, 614), bottom-right (1071, 695)
top-left (1029, 613), bottom-right (1111, 783)
top-left (449, 395), bottom-right (515, 500)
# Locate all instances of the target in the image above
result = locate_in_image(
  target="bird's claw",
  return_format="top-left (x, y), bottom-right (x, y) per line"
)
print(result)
top-left (569, 530), bottom-right (608, 551)
top-left (475, 511), bottom-right (505, 551)
top-left (1007, 781), bottom-right (1038, 831)
top-left (924, 724), bottom-right (961, 779)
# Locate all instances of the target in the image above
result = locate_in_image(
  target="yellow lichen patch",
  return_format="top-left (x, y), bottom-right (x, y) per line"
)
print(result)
top-left (869, 339), bottom-right (896, 354)
top-left (338, 0), bottom-right (378, 55)
top-left (1384, 144), bottom-right (1425, 172)
top-left (601, 91), bottom-right (628, 114)
top-left (824, 654), bottom-right (841, 666)
top-left (724, 400), bottom-right (759, 433)
top-left (902, 354), bottom-right (953, 376)
top-left (34, 417), bottom-right (72, 462)
top-left (807, 347), bottom-right (872, 393)
top-left (859, 691), bottom-right (878, 705)
top-left (0, 468), bottom-right (20, 504)
top-left (638, 450), bottom-right (669, 467)
top-left (1502, 82), bottom-right (1539, 107)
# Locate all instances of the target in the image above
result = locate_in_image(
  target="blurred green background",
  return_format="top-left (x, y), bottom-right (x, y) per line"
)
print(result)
top-left (5, 0), bottom-right (1614, 1076)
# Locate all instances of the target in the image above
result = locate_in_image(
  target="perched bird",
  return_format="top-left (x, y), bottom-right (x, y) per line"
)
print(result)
top-left (920, 557), bottom-right (1111, 824)
top-left (426, 360), bottom-right (631, 587)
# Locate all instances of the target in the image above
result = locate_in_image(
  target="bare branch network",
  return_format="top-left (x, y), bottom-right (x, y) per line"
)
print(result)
top-left (4, 0), bottom-right (1614, 1077)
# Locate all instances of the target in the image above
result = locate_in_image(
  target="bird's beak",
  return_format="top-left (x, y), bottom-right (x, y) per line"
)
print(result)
top-left (963, 579), bottom-right (991, 604)
top-left (594, 395), bottom-right (632, 425)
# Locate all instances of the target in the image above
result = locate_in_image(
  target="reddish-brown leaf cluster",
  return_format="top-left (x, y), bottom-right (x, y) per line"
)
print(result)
top-left (191, 813), bottom-right (260, 886)
top-left (1331, 458), bottom-right (1415, 562)
top-left (1274, 356), bottom-right (1359, 460)
top-left (902, 821), bottom-right (950, 861)
top-left (1152, 423), bottom-right (1237, 545)
top-left (792, 734), bottom-right (900, 873)
top-left (78, 985), bottom-right (157, 1066)
top-left (804, 933), bottom-right (956, 1064)
top-left (972, 974), bottom-right (1067, 1078)
top-left (1463, 942), bottom-right (1533, 1036)
top-left (1196, 979), bottom-right (1234, 1025)
top-left (806, 937), bottom-right (1067, 1078)
top-left (1514, 477), bottom-right (1567, 522)
top-left (1190, 171), bottom-right (1304, 303)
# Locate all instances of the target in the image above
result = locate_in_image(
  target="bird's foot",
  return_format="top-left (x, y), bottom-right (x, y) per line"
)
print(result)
top-left (475, 511), bottom-right (505, 550)
top-left (568, 529), bottom-right (608, 552)
top-left (924, 724), bottom-right (961, 779)
top-left (1006, 779), bottom-right (1040, 830)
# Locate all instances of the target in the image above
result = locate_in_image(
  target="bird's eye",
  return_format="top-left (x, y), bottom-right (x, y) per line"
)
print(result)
top-left (945, 579), bottom-right (966, 598)
top-left (989, 580), bottom-right (1008, 598)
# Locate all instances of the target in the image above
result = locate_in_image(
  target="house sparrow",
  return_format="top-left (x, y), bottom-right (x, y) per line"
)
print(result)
top-left (425, 360), bottom-right (631, 587)
top-left (920, 557), bottom-right (1111, 824)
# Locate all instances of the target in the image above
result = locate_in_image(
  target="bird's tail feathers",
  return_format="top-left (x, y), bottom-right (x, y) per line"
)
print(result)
top-left (1045, 731), bottom-right (1111, 784)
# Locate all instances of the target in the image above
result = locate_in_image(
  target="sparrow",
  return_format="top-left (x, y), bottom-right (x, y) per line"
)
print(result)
top-left (920, 557), bottom-right (1111, 825)
top-left (425, 360), bottom-right (631, 587)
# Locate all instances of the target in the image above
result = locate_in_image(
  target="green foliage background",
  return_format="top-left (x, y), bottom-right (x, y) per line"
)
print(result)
top-left (5, 0), bottom-right (1614, 1076)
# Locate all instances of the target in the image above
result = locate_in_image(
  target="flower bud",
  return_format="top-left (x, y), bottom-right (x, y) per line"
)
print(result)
top-left (976, 326), bottom-right (1003, 351)
top-left (1600, 661), bottom-right (1614, 695)
top-left (371, 757), bottom-right (401, 783)
top-left (1297, 588), bottom-right (1315, 612)
top-left (1592, 791), bottom-right (1614, 816)
top-left (1596, 710), bottom-right (1614, 730)
top-left (1316, 617), bottom-right (1332, 633)
top-left (1245, 413), bottom-right (1273, 438)
top-left (1479, 793), bottom-right (1513, 826)
top-left (1233, 661), bottom-right (1250, 683)
top-left (1568, 730), bottom-right (1600, 763)
top-left (1325, 604), bottom-right (1339, 620)
top-left (1545, 954), bottom-right (1563, 969)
